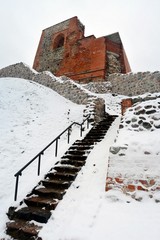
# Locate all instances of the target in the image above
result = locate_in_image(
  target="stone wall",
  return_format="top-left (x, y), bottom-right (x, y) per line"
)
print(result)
top-left (81, 81), bottom-right (111, 93)
top-left (108, 71), bottom-right (160, 96)
top-left (0, 62), bottom-right (36, 80)
top-left (0, 62), bottom-right (105, 122)
top-left (106, 51), bottom-right (121, 76)
top-left (106, 94), bottom-right (160, 198)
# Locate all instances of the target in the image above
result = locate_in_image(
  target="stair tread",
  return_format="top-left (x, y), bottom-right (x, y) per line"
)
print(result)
top-left (25, 196), bottom-right (59, 206)
top-left (6, 219), bottom-right (41, 235)
top-left (61, 155), bottom-right (87, 160)
top-left (69, 146), bottom-right (93, 150)
top-left (43, 178), bottom-right (72, 184)
top-left (13, 206), bottom-right (51, 223)
top-left (35, 187), bottom-right (65, 194)
top-left (48, 171), bottom-right (77, 176)
top-left (46, 171), bottom-right (77, 181)
top-left (60, 159), bottom-right (85, 167)
top-left (42, 179), bottom-right (72, 190)
top-left (53, 165), bottom-right (81, 172)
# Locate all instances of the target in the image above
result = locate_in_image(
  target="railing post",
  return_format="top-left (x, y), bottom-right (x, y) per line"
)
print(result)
top-left (55, 138), bottom-right (58, 157)
top-left (14, 174), bottom-right (19, 201)
top-left (68, 127), bottom-right (71, 144)
top-left (87, 118), bottom-right (89, 129)
top-left (80, 124), bottom-right (83, 137)
top-left (38, 154), bottom-right (41, 176)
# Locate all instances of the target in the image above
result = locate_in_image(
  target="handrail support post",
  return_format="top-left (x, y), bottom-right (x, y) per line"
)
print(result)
top-left (68, 127), bottom-right (71, 144)
top-left (87, 119), bottom-right (89, 129)
top-left (14, 175), bottom-right (19, 201)
top-left (80, 124), bottom-right (83, 137)
top-left (38, 154), bottom-right (41, 176)
top-left (55, 138), bottom-right (59, 157)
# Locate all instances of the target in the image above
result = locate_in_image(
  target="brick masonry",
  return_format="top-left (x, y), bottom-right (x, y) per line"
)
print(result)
top-left (33, 16), bottom-right (131, 83)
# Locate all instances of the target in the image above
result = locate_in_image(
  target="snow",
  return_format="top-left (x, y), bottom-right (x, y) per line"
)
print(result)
top-left (108, 96), bottom-right (160, 184)
top-left (0, 77), bottom-right (85, 238)
top-left (0, 77), bottom-right (160, 240)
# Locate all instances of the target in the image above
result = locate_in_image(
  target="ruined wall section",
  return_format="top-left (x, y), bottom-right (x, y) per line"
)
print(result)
top-left (58, 36), bottom-right (106, 83)
top-left (0, 62), bottom-right (37, 79)
top-left (105, 35), bottom-right (130, 78)
top-left (33, 19), bottom-right (70, 73)
top-left (33, 17), bottom-right (85, 76)
top-left (106, 51), bottom-right (121, 75)
top-left (109, 72), bottom-right (160, 96)
top-left (106, 96), bottom-right (160, 196)
top-left (33, 17), bottom-right (131, 83)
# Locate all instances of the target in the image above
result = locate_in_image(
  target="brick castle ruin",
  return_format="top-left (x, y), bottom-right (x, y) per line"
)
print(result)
top-left (33, 16), bottom-right (131, 83)
top-left (1, 17), bottom-right (160, 198)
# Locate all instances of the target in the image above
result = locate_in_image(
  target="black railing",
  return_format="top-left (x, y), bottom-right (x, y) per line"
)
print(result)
top-left (14, 115), bottom-right (91, 201)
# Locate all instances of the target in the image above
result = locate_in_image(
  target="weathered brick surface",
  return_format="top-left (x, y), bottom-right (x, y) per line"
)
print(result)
top-left (33, 16), bottom-right (131, 83)
top-left (121, 98), bottom-right (133, 115)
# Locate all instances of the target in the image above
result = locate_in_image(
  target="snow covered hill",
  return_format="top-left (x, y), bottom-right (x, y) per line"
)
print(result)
top-left (0, 77), bottom-right (85, 238)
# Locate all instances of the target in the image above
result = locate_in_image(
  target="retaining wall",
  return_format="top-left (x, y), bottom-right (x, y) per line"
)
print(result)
top-left (108, 71), bottom-right (160, 96)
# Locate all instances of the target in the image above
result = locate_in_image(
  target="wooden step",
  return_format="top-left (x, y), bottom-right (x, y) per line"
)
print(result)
top-left (46, 171), bottom-right (77, 181)
top-left (69, 145), bottom-right (93, 151)
top-left (81, 138), bottom-right (102, 143)
top-left (73, 140), bottom-right (94, 146)
top-left (60, 159), bottom-right (86, 167)
top-left (65, 150), bottom-right (87, 155)
top-left (24, 196), bottom-right (59, 210)
top-left (42, 178), bottom-right (72, 189)
top-left (53, 165), bottom-right (81, 174)
top-left (86, 129), bottom-right (107, 133)
top-left (6, 219), bottom-right (41, 239)
top-left (13, 206), bottom-right (51, 223)
top-left (33, 187), bottom-right (66, 200)
top-left (61, 155), bottom-right (87, 161)
top-left (83, 135), bottom-right (104, 139)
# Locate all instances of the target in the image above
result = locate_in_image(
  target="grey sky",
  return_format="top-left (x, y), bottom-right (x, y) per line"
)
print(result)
top-left (0, 0), bottom-right (160, 72)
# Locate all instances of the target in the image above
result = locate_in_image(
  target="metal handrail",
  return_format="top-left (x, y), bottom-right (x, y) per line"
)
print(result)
top-left (14, 115), bottom-right (91, 201)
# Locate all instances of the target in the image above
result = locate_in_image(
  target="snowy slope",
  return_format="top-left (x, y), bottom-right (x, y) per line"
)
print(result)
top-left (0, 77), bottom-right (85, 237)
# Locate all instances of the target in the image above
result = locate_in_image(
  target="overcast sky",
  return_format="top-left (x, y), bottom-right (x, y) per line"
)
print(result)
top-left (0, 0), bottom-right (160, 72)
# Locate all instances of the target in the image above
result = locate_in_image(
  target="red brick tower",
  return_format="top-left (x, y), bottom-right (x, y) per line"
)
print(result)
top-left (33, 16), bottom-right (131, 83)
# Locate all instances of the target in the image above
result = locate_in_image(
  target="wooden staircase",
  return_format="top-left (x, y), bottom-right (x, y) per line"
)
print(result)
top-left (6, 115), bottom-right (116, 240)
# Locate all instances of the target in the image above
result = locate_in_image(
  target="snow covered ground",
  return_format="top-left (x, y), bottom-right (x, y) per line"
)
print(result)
top-left (0, 77), bottom-right (86, 238)
top-left (107, 93), bottom-right (160, 195)
top-left (0, 77), bottom-right (160, 239)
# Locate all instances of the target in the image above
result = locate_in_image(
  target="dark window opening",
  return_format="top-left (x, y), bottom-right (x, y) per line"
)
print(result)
top-left (53, 34), bottom-right (65, 49)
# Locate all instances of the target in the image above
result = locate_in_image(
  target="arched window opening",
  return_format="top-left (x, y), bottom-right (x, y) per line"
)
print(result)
top-left (53, 34), bottom-right (65, 49)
